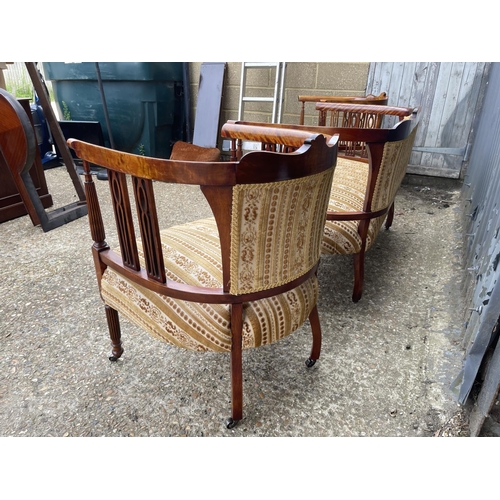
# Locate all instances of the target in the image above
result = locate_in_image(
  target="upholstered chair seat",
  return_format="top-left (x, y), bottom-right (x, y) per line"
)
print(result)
top-left (101, 217), bottom-right (319, 353)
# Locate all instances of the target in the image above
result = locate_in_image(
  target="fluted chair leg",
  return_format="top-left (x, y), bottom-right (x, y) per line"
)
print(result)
top-left (306, 305), bottom-right (322, 368)
top-left (226, 303), bottom-right (243, 429)
top-left (105, 305), bottom-right (124, 361)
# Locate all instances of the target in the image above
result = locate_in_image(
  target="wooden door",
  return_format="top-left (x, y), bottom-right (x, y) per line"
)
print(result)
top-left (367, 62), bottom-right (490, 179)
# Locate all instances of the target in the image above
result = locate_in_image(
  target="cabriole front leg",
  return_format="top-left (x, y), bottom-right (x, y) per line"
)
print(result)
top-left (352, 250), bottom-right (365, 303)
top-left (306, 304), bottom-right (322, 368)
top-left (385, 202), bottom-right (395, 230)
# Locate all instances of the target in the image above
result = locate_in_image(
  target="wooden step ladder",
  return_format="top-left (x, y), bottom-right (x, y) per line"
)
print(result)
top-left (238, 62), bottom-right (286, 123)
top-left (231, 62), bottom-right (286, 154)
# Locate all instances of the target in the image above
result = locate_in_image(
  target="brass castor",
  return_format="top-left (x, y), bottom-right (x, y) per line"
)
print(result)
top-left (109, 346), bottom-right (124, 362)
top-left (305, 358), bottom-right (316, 368)
top-left (225, 418), bottom-right (239, 429)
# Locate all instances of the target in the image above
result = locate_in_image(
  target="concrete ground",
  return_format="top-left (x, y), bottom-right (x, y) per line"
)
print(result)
top-left (0, 165), bottom-right (471, 437)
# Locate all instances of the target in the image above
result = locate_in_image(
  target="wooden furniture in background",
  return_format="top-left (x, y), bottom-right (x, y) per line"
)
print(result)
top-left (68, 126), bottom-right (338, 428)
top-left (0, 85), bottom-right (87, 232)
top-left (298, 92), bottom-right (388, 125)
top-left (315, 102), bottom-right (414, 158)
top-left (221, 103), bottom-right (420, 302)
top-left (0, 95), bottom-right (53, 224)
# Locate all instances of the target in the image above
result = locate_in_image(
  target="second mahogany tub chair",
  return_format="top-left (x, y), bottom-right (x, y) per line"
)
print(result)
top-left (298, 92), bottom-right (388, 126)
top-left (68, 126), bottom-right (338, 429)
top-left (221, 104), bottom-right (419, 302)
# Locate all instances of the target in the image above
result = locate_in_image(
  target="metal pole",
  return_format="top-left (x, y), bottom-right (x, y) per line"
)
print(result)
top-left (94, 63), bottom-right (115, 150)
top-left (182, 62), bottom-right (192, 143)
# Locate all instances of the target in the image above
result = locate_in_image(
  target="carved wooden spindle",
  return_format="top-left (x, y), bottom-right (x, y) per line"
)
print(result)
top-left (319, 109), bottom-right (327, 126)
top-left (262, 142), bottom-right (277, 152)
top-left (238, 139), bottom-right (244, 160)
top-left (83, 160), bottom-right (107, 250)
top-left (132, 176), bottom-right (166, 283)
top-left (300, 100), bottom-right (306, 125)
top-left (230, 138), bottom-right (238, 162)
top-left (108, 170), bottom-right (140, 271)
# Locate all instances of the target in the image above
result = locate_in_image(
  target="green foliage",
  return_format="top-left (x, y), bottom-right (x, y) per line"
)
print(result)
top-left (138, 144), bottom-right (146, 156)
top-left (5, 78), bottom-right (33, 99)
top-left (4, 66), bottom-right (55, 101)
top-left (61, 101), bottom-right (71, 120)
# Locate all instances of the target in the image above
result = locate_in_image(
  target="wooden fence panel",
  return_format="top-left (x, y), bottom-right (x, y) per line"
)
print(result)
top-left (367, 62), bottom-right (490, 179)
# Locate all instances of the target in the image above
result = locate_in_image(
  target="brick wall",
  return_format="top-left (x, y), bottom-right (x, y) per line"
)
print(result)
top-left (188, 62), bottom-right (371, 132)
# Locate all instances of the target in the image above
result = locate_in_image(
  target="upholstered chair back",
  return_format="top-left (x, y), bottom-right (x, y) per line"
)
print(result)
top-left (370, 125), bottom-right (419, 213)
top-left (229, 167), bottom-right (334, 294)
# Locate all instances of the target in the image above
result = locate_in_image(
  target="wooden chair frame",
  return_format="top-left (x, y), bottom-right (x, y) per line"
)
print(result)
top-left (298, 92), bottom-right (388, 125)
top-left (69, 127), bottom-right (338, 428)
top-left (315, 103), bottom-right (414, 158)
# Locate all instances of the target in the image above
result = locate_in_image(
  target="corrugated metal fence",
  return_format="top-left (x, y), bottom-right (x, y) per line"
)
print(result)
top-left (453, 62), bottom-right (500, 435)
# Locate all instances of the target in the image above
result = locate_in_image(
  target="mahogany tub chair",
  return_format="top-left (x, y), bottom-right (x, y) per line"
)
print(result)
top-left (221, 103), bottom-right (419, 302)
top-left (68, 126), bottom-right (338, 429)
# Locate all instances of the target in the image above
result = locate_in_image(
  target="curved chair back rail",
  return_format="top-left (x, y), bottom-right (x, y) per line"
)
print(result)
top-left (315, 102), bottom-right (413, 127)
top-left (220, 105), bottom-right (420, 303)
top-left (315, 102), bottom-right (413, 118)
top-left (69, 133), bottom-right (338, 299)
top-left (298, 92), bottom-right (388, 125)
top-left (314, 103), bottom-right (415, 155)
top-left (220, 121), bottom-right (334, 161)
top-left (68, 130), bottom-right (338, 427)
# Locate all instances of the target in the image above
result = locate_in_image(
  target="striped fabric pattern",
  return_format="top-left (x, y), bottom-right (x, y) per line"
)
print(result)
top-left (230, 168), bottom-right (334, 295)
top-left (100, 218), bottom-right (318, 353)
top-left (322, 158), bottom-right (385, 255)
top-left (372, 126), bottom-right (418, 212)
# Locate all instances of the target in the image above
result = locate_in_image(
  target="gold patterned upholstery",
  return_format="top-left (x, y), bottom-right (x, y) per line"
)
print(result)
top-left (322, 158), bottom-right (384, 255)
top-left (323, 126), bottom-right (418, 257)
top-left (230, 169), bottom-right (334, 294)
top-left (372, 126), bottom-right (418, 212)
top-left (101, 218), bottom-right (319, 352)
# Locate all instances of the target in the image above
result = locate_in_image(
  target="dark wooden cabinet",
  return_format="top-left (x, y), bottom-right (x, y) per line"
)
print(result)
top-left (0, 98), bottom-right (53, 223)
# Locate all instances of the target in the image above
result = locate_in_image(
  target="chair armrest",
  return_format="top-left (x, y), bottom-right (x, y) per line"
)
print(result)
top-left (221, 122), bottom-right (333, 148)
